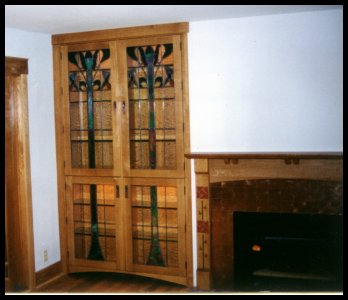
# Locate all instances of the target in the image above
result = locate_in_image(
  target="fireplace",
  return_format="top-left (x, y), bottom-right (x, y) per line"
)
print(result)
top-left (233, 211), bottom-right (343, 292)
top-left (185, 152), bottom-right (343, 291)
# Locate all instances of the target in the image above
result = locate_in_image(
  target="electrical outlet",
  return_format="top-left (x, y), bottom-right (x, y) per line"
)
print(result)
top-left (44, 250), bottom-right (48, 262)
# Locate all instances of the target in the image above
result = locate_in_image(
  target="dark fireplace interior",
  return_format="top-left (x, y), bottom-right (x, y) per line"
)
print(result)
top-left (210, 179), bottom-right (343, 292)
top-left (233, 211), bottom-right (343, 292)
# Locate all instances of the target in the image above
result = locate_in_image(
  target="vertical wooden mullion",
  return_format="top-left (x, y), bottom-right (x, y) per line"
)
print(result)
top-left (123, 178), bottom-right (133, 272)
top-left (115, 177), bottom-right (126, 271)
top-left (65, 176), bottom-right (74, 267)
top-left (60, 46), bottom-right (72, 176)
top-left (172, 35), bottom-right (184, 177)
top-left (177, 179), bottom-right (187, 273)
top-left (116, 40), bottom-right (131, 178)
top-left (53, 45), bottom-right (69, 275)
top-left (110, 41), bottom-right (122, 178)
top-left (181, 32), bottom-right (193, 287)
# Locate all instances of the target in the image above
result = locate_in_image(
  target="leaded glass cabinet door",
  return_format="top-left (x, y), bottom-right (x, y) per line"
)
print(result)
top-left (124, 178), bottom-right (186, 279)
top-left (117, 36), bottom-right (184, 178)
top-left (62, 42), bottom-right (121, 177)
top-left (66, 176), bottom-right (124, 271)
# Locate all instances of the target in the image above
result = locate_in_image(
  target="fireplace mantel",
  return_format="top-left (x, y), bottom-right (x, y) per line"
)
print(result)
top-left (185, 152), bottom-right (342, 160)
top-left (185, 152), bottom-right (343, 290)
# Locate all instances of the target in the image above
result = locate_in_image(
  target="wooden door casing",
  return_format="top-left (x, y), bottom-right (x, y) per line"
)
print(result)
top-left (5, 57), bottom-right (35, 292)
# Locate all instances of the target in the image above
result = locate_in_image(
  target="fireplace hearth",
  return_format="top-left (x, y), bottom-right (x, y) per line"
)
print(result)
top-left (233, 211), bottom-right (342, 292)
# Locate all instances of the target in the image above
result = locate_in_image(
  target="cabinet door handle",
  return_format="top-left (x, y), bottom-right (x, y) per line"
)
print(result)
top-left (122, 101), bottom-right (126, 114)
top-left (125, 185), bottom-right (129, 198)
top-left (116, 185), bottom-right (120, 198)
top-left (113, 101), bottom-right (117, 112)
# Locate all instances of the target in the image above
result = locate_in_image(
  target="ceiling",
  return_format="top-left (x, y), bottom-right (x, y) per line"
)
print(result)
top-left (5, 5), bottom-right (341, 35)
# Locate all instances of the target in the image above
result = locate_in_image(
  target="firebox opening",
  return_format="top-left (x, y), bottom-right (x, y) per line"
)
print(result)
top-left (233, 211), bottom-right (343, 292)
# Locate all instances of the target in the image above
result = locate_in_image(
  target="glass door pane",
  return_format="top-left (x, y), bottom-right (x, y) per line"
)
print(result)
top-left (125, 178), bottom-right (186, 276)
top-left (72, 183), bottom-right (116, 261)
top-left (127, 43), bottom-right (176, 170)
top-left (67, 45), bottom-right (114, 170)
top-left (119, 36), bottom-right (184, 178)
top-left (131, 185), bottom-right (178, 267)
top-left (67, 177), bottom-right (122, 270)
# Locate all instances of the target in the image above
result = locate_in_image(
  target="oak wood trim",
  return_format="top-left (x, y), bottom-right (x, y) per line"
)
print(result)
top-left (52, 22), bottom-right (189, 45)
top-left (185, 152), bottom-right (343, 160)
top-left (52, 45), bottom-right (68, 275)
top-left (182, 32), bottom-right (193, 288)
top-left (5, 57), bottom-right (35, 291)
top-left (197, 269), bottom-right (211, 291)
top-left (35, 261), bottom-right (63, 287)
top-left (5, 56), bottom-right (28, 75)
top-left (68, 265), bottom-right (188, 286)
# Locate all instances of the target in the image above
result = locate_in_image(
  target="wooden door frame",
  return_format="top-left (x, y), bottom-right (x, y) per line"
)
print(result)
top-left (5, 56), bottom-right (36, 292)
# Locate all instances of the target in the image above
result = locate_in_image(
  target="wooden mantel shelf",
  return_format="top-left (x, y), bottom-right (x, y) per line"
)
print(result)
top-left (185, 152), bottom-right (343, 160)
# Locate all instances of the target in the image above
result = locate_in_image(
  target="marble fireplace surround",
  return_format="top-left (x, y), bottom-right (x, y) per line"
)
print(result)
top-left (185, 152), bottom-right (343, 291)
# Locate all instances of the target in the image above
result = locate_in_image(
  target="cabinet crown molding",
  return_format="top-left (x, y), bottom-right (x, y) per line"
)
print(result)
top-left (52, 22), bottom-right (189, 45)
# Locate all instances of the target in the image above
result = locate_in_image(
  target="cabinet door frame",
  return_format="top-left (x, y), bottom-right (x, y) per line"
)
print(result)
top-left (61, 42), bottom-right (122, 178)
top-left (117, 35), bottom-right (185, 179)
top-left (65, 176), bottom-right (125, 271)
top-left (123, 177), bottom-right (187, 277)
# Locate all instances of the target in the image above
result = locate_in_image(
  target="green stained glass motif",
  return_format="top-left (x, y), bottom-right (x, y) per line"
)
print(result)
top-left (131, 185), bottom-right (179, 268)
top-left (127, 43), bottom-right (177, 267)
top-left (68, 48), bottom-right (113, 261)
top-left (68, 49), bottom-right (113, 169)
top-left (126, 44), bottom-right (176, 170)
top-left (72, 184), bottom-right (116, 262)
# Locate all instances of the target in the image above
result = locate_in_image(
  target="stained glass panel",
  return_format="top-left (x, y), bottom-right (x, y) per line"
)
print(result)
top-left (68, 49), bottom-right (113, 169)
top-left (72, 183), bottom-right (116, 262)
top-left (126, 44), bottom-right (177, 170)
top-left (131, 185), bottom-right (178, 267)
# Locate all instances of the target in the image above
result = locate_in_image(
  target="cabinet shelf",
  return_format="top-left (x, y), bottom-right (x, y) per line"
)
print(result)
top-left (132, 205), bottom-right (177, 210)
top-left (69, 99), bottom-right (112, 104)
top-left (74, 224), bottom-right (116, 238)
top-left (69, 91), bottom-right (112, 102)
top-left (129, 97), bottom-right (175, 102)
top-left (71, 139), bottom-right (112, 143)
top-left (73, 201), bottom-right (114, 207)
top-left (130, 139), bottom-right (176, 143)
top-left (132, 200), bottom-right (177, 209)
top-left (132, 237), bottom-right (178, 243)
top-left (132, 227), bottom-right (178, 242)
top-left (128, 64), bottom-right (173, 70)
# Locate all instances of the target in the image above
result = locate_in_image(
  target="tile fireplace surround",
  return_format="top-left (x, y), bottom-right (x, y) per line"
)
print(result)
top-left (185, 152), bottom-right (343, 291)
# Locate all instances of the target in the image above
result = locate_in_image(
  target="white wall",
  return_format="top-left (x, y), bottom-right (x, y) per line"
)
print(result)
top-left (189, 9), bottom-right (343, 152)
top-left (5, 27), bottom-right (60, 271)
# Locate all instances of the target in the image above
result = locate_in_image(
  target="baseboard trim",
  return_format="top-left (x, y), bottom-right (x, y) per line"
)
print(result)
top-left (35, 261), bottom-right (63, 288)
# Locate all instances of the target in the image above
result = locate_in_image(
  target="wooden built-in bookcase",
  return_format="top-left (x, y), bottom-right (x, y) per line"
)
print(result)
top-left (52, 23), bottom-right (192, 287)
